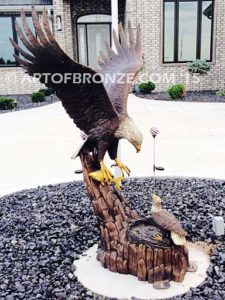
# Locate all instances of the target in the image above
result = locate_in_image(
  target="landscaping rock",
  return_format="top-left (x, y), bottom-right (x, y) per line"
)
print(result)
top-left (0, 178), bottom-right (224, 299)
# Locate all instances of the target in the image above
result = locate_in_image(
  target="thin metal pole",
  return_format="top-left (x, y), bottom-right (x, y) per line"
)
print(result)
top-left (153, 137), bottom-right (156, 191)
top-left (111, 0), bottom-right (119, 52)
top-left (111, 0), bottom-right (121, 178)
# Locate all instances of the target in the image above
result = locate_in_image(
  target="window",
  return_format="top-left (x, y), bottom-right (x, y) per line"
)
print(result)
top-left (0, 1), bottom-right (52, 5)
top-left (0, 15), bottom-right (34, 67)
top-left (163, 0), bottom-right (214, 63)
top-left (0, 17), bottom-right (15, 66)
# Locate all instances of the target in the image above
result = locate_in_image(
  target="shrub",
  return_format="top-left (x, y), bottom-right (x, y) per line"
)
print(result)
top-left (216, 90), bottom-right (225, 97)
top-left (187, 59), bottom-right (210, 75)
top-left (139, 81), bottom-right (156, 94)
top-left (0, 97), bottom-right (17, 110)
top-left (39, 88), bottom-right (54, 97)
top-left (32, 91), bottom-right (45, 103)
top-left (167, 84), bottom-right (186, 100)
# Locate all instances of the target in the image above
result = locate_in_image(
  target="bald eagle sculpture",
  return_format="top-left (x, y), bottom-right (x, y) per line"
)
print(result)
top-left (151, 194), bottom-right (187, 246)
top-left (11, 7), bottom-right (143, 189)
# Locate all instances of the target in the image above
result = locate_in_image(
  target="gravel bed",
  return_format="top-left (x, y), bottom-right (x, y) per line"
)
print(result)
top-left (0, 94), bottom-right (59, 114)
top-left (135, 90), bottom-right (225, 103)
top-left (0, 178), bottom-right (224, 300)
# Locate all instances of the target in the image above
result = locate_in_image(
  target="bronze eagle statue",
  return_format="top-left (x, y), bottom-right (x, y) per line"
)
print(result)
top-left (10, 7), bottom-right (143, 189)
top-left (151, 194), bottom-right (188, 245)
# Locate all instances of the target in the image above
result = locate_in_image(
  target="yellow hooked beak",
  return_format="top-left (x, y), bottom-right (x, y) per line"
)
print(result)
top-left (135, 144), bottom-right (142, 153)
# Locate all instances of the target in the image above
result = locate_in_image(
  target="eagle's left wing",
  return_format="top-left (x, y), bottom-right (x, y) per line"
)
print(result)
top-left (10, 7), bottom-right (119, 136)
top-left (97, 21), bottom-right (143, 114)
top-left (152, 209), bottom-right (187, 237)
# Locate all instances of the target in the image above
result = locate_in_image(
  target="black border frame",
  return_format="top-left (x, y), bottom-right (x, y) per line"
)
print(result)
top-left (163, 0), bottom-right (214, 64)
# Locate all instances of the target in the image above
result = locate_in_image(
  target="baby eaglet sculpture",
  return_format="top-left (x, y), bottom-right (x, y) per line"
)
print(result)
top-left (10, 7), bottom-right (143, 189)
top-left (151, 194), bottom-right (188, 246)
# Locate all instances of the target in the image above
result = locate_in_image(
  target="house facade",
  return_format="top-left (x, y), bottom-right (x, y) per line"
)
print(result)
top-left (0, 0), bottom-right (224, 95)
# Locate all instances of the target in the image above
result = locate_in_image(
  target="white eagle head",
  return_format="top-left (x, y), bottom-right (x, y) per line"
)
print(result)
top-left (151, 193), bottom-right (162, 211)
top-left (115, 116), bottom-right (143, 153)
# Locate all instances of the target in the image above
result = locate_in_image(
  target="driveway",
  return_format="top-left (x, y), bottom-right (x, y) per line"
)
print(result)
top-left (1, 94), bottom-right (225, 196)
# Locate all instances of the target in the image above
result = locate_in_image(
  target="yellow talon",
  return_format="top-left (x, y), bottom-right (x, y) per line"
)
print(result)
top-left (113, 158), bottom-right (131, 177)
top-left (153, 233), bottom-right (163, 242)
top-left (101, 161), bottom-right (114, 183)
top-left (89, 161), bottom-right (125, 190)
top-left (112, 176), bottom-right (124, 190)
top-left (89, 161), bottom-right (114, 185)
top-left (89, 169), bottom-right (105, 182)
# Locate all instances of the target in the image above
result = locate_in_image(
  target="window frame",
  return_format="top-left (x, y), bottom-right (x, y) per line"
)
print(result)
top-left (0, 13), bottom-right (33, 68)
top-left (163, 0), bottom-right (214, 64)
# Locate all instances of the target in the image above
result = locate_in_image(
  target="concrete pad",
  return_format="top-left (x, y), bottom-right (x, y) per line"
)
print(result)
top-left (74, 244), bottom-right (210, 300)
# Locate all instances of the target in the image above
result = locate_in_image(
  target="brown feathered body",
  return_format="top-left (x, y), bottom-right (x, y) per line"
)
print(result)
top-left (11, 7), bottom-right (143, 163)
top-left (152, 209), bottom-right (187, 238)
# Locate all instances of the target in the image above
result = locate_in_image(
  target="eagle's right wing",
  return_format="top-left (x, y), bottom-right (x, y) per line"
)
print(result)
top-left (11, 7), bottom-right (119, 135)
top-left (97, 21), bottom-right (143, 115)
top-left (152, 210), bottom-right (187, 237)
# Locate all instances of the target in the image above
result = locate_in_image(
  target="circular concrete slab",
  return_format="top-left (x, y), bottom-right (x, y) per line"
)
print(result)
top-left (74, 244), bottom-right (210, 300)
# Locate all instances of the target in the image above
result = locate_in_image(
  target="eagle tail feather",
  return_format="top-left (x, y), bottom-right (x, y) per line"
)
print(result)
top-left (171, 232), bottom-right (186, 246)
top-left (71, 137), bottom-right (89, 160)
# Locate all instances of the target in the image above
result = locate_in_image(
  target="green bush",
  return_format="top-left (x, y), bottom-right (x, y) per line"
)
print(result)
top-left (139, 81), bottom-right (156, 94)
top-left (216, 90), bottom-right (225, 97)
top-left (187, 59), bottom-right (210, 75)
top-left (39, 88), bottom-right (54, 97)
top-left (32, 92), bottom-right (45, 103)
top-left (0, 97), bottom-right (17, 110)
top-left (167, 84), bottom-right (186, 100)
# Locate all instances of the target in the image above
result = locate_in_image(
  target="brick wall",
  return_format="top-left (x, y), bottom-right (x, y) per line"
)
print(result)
top-left (0, 68), bottom-right (44, 95)
top-left (125, 0), bottom-right (225, 91)
top-left (0, 0), bottom-right (224, 95)
top-left (0, 0), bottom-right (74, 95)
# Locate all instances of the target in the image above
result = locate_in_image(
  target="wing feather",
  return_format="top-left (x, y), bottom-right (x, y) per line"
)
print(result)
top-left (21, 9), bottom-right (42, 49)
top-left (98, 21), bottom-right (143, 114)
top-left (13, 54), bottom-right (33, 71)
top-left (15, 21), bottom-right (35, 54)
top-left (10, 38), bottom-right (35, 63)
top-left (11, 7), bottom-right (119, 135)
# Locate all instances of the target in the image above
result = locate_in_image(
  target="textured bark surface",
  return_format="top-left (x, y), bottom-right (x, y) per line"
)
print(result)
top-left (80, 152), bottom-right (189, 283)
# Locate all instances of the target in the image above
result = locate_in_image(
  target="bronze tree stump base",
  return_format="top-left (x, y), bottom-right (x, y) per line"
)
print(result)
top-left (80, 151), bottom-right (189, 284)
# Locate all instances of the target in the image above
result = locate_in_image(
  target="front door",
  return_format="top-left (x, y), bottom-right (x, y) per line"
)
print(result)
top-left (77, 15), bottom-right (111, 70)
top-left (87, 24), bottom-right (110, 70)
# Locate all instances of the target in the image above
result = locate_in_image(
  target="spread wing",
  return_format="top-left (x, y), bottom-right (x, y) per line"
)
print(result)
top-left (10, 7), bottom-right (119, 135)
top-left (152, 210), bottom-right (187, 237)
top-left (97, 21), bottom-right (143, 114)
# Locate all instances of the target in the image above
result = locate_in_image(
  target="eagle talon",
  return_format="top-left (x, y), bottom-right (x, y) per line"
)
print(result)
top-left (153, 233), bottom-right (163, 242)
top-left (89, 161), bottom-right (125, 190)
top-left (89, 161), bottom-right (114, 186)
top-left (112, 158), bottom-right (131, 177)
top-left (112, 176), bottom-right (124, 190)
top-left (101, 161), bottom-right (114, 183)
